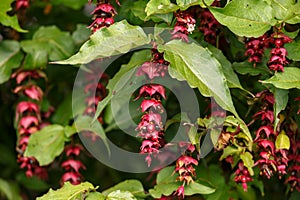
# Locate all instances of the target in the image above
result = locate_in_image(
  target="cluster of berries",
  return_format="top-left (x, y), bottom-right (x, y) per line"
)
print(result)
top-left (89, 1), bottom-right (117, 32)
top-left (13, 70), bottom-right (49, 179)
top-left (171, 11), bottom-right (196, 42)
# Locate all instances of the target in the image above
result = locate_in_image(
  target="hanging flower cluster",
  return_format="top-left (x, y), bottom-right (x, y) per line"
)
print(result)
top-left (136, 46), bottom-right (169, 167)
top-left (61, 144), bottom-right (86, 185)
top-left (174, 143), bottom-right (198, 198)
top-left (171, 11), bottom-right (196, 42)
top-left (244, 33), bottom-right (269, 66)
top-left (198, 1), bottom-right (221, 45)
top-left (252, 90), bottom-right (289, 179)
top-left (267, 32), bottom-right (292, 72)
top-left (88, 0), bottom-right (117, 32)
top-left (12, 70), bottom-right (48, 179)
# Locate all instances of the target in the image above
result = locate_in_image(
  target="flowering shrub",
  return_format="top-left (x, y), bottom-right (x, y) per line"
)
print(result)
top-left (0, 0), bottom-right (300, 199)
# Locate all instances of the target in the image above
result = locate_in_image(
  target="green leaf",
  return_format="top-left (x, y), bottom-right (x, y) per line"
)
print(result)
top-left (74, 115), bottom-right (110, 154)
top-left (145, 0), bottom-right (179, 17)
top-left (54, 20), bottom-right (150, 65)
top-left (158, 40), bottom-right (239, 118)
top-left (0, 178), bottom-right (22, 200)
top-left (64, 125), bottom-right (77, 138)
top-left (188, 126), bottom-right (198, 145)
top-left (285, 3), bottom-right (300, 24)
top-left (224, 116), bottom-right (252, 142)
top-left (37, 182), bottom-right (96, 200)
top-left (24, 125), bottom-right (65, 166)
top-left (233, 61), bottom-right (270, 76)
top-left (85, 192), bottom-right (105, 200)
top-left (275, 130), bottom-right (290, 150)
top-left (93, 49), bottom-right (151, 122)
top-left (285, 39), bottom-right (300, 61)
top-left (209, 0), bottom-right (275, 37)
top-left (0, 0), bottom-right (27, 32)
top-left (220, 146), bottom-right (242, 160)
top-left (272, 88), bottom-right (288, 130)
top-left (260, 67), bottom-right (300, 89)
top-left (271, 0), bottom-right (300, 23)
top-left (149, 166), bottom-right (215, 198)
top-left (0, 40), bottom-right (23, 84)
top-left (106, 190), bottom-right (137, 200)
top-left (102, 180), bottom-right (146, 198)
top-left (20, 26), bottom-right (76, 68)
top-left (206, 45), bottom-right (251, 95)
top-left (240, 152), bottom-right (254, 176)
top-left (184, 182), bottom-right (216, 196)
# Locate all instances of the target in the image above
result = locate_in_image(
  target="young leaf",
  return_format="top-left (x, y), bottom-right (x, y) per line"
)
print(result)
top-left (0, 0), bottom-right (27, 32)
top-left (224, 116), bottom-right (252, 142)
top-left (24, 125), bottom-right (65, 166)
top-left (220, 146), bottom-right (242, 160)
top-left (209, 0), bottom-right (276, 37)
top-left (158, 40), bottom-right (239, 117)
top-left (54, 20), bottom-right (150, 65)
top-left (260, 67), bottom-right (300, 89)
top-left (37, 182), bottom-right (96, 200)
top-left (240, 152), bottom-right (254, 176)
top-left (275, 130), bottom-right (290, 150)
top-left (0, 40), bottom-right (23, 84)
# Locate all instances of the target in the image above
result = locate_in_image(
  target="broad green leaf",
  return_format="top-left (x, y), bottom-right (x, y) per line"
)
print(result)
top-left (272, 88), bottom-right (288, 130)
top-left (285, 39), bottom-right (300, 61)
top-left (209, 0), bottom-right (276, 37)
top-left (102, 180), bottom-right (146, 198)
top-left (176, 0), bottom-right (215, 9)
top-left (0, 0), bottom-right (27, 32)
top-left (37, 182), bottom-right (96, 200)
top-left (206, 45), bottom-right (251, 95)
top-left (286, 3), bottom-right (300, 24)
top-left (51, 0), bottom-right (87, 10)
top-left (0, 40), bottom-right (23, 84)
top-left (220, 146), bottom-right (242, 160)
top-left (54, 20), bottom-right (150, 65)
top-left (158, 40), bottom-right (239, 117)
top-left (275, 130), bottom-right (290, 150)
top-left (233, 61), bottom-right (270, 76)
top-left (74, 115), bottom-right (110, 154)
top-left (93, 50), bottom-right (151, 122)
top-left (107, 190), bottom-right (137, 200)
top-left (224, 116), bottom-right (252, 142)
top-left (85, 192), bottom-right (105, 200)
top-left (271, 0), bottom-right (296, 22)
top-left (188, 126), bottom-right (198, 145)
top-left (0, 178), bottom-right (22, 200)
top-left (184, 182), bottom-right (216, 196)
top-left (260, 67), bottom-right (300, 89)
top-left (24, 125), bottom-right (65, 166)
top-left (240, 152), bottom-right (254, 176)
top-left (20, 26), bottom-right (76, 68)
top-left (149, 182), bottom-right (181, 198)
top-left (156, 166), bottom-right (177, 184)
top-left (145, 0), bottom-right (179, 17)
